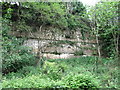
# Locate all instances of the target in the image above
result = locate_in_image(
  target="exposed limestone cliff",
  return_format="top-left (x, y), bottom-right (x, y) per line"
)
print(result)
top-left (10, 26), bottom-right (97, 59)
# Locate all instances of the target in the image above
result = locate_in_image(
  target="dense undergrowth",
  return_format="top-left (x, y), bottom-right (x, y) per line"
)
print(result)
top-left (1, 2), bottom-right (119, 89)
top-left (2, 56), bottom-right (119, 89)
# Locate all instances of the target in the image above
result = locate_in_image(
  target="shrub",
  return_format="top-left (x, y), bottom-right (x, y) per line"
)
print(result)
top-left (2, 18), bottom-right (37, 75)
top-left (42, 61), bottom-right (67, 80)
top-left (2, 75), bottom-right (49, 88)
top-left (17, 66), bottom-right (42, 76)
top-left (2, 74), bottom-right (65, 88)
top-left (2, 45), bottom-right (37, 74)
top-left (3, 66), bottom-right (42, 79)
top-left (2, 73), bottom-right (100, 88)
top-left (64, 74), bottom-right (100, 89)
top-left (74, 50), bottom-right (84, 56)
top-left (92, 51), bottom-right (98, 55)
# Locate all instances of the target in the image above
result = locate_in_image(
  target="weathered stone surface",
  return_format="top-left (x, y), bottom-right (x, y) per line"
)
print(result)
top-left (44, 45), bottom-right (76, 54)
top-left (15, 27), bottom-right (97, 58)
top-left (23, 39), bottom-right (38, 49)
top-left (84, 50), bottom-right (93, 56)
top-left (43, 53), bottom-right (75, 59)
top-left (44, 47), bottom-right (57, 53)
top-left (23, 38), bottom-right (96, 56)
top-left (57, 44), bottom-right (76, 54)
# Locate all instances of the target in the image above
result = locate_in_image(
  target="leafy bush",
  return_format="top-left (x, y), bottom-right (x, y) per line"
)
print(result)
top-left (2, 71), bottom-right (100, 89)
top-left (3, 66), bottom-right (42, 79)
top-left (17, 66), bottom-right (42, 76)
top-left (2, 57), bottom-right (118, 89)
top-left (42, 61), bottom-right (67, 80)
top-left (2, 74), bottom-right (65, 88)
top-left (2, 68), bottom-right (117, 89)
top-left (92, 51), bottom-right (98, 55)
top-left (2, 7), bottom-right (37, 75)
top-left (3, 72), bottom-right (24, 79)
top-left (74, 50), bottom-right (84, 56)
top-left (64, 74), bottom-right (100, 89)
top-left (2, 35), bottom-right (37, 74)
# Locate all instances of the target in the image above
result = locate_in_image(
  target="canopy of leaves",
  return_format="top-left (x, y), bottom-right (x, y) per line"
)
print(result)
top-left (2, 5), bottom-right (37, 74)
top-left (2, 2), bottom-right (89, 32)
top-left (88, 1), bottom-right (120, 57)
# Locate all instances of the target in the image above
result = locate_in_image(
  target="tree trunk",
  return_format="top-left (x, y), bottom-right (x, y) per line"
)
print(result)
top-left (112, 33), bottom-right (119, 66)
top-left (36, 24), bottom-right (44, 68)
top-left (96, 33), bottom-right (101, 59)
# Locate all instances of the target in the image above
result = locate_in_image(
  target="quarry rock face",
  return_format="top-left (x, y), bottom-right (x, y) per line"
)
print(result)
top-left (11, 27), bottom-right (97, 59)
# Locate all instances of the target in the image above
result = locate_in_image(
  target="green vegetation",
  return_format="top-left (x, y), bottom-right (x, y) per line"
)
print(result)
top-left (74, 50), bottom-right (84, 56)
top-left (88, 1), bottom-right (119, 58)
top-left (2, 57), bottom-right (118, 89)
top-left (64, 74), bottom-right (99, 88)
top-left (1, 1), bottom-right (119, 89)
top-left (50, 40), bottom-right (76, 46)
top-left (92, 51), bottom-right (98, 55)
top-left (2, 11), bottom-right (37, 74)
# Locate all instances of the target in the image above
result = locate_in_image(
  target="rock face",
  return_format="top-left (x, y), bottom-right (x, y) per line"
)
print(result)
top-left (11, 27), bottom-right (97, 59)
top-left (43, 53), bottom-right (75, 59)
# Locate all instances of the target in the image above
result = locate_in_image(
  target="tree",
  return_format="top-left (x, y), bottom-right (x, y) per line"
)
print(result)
top-left (2, 2), bottom-right (89, 68)
top-left (2, 3), bottom-right (37, 74)
top-left (88, 1), bottom-right (120, 59)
